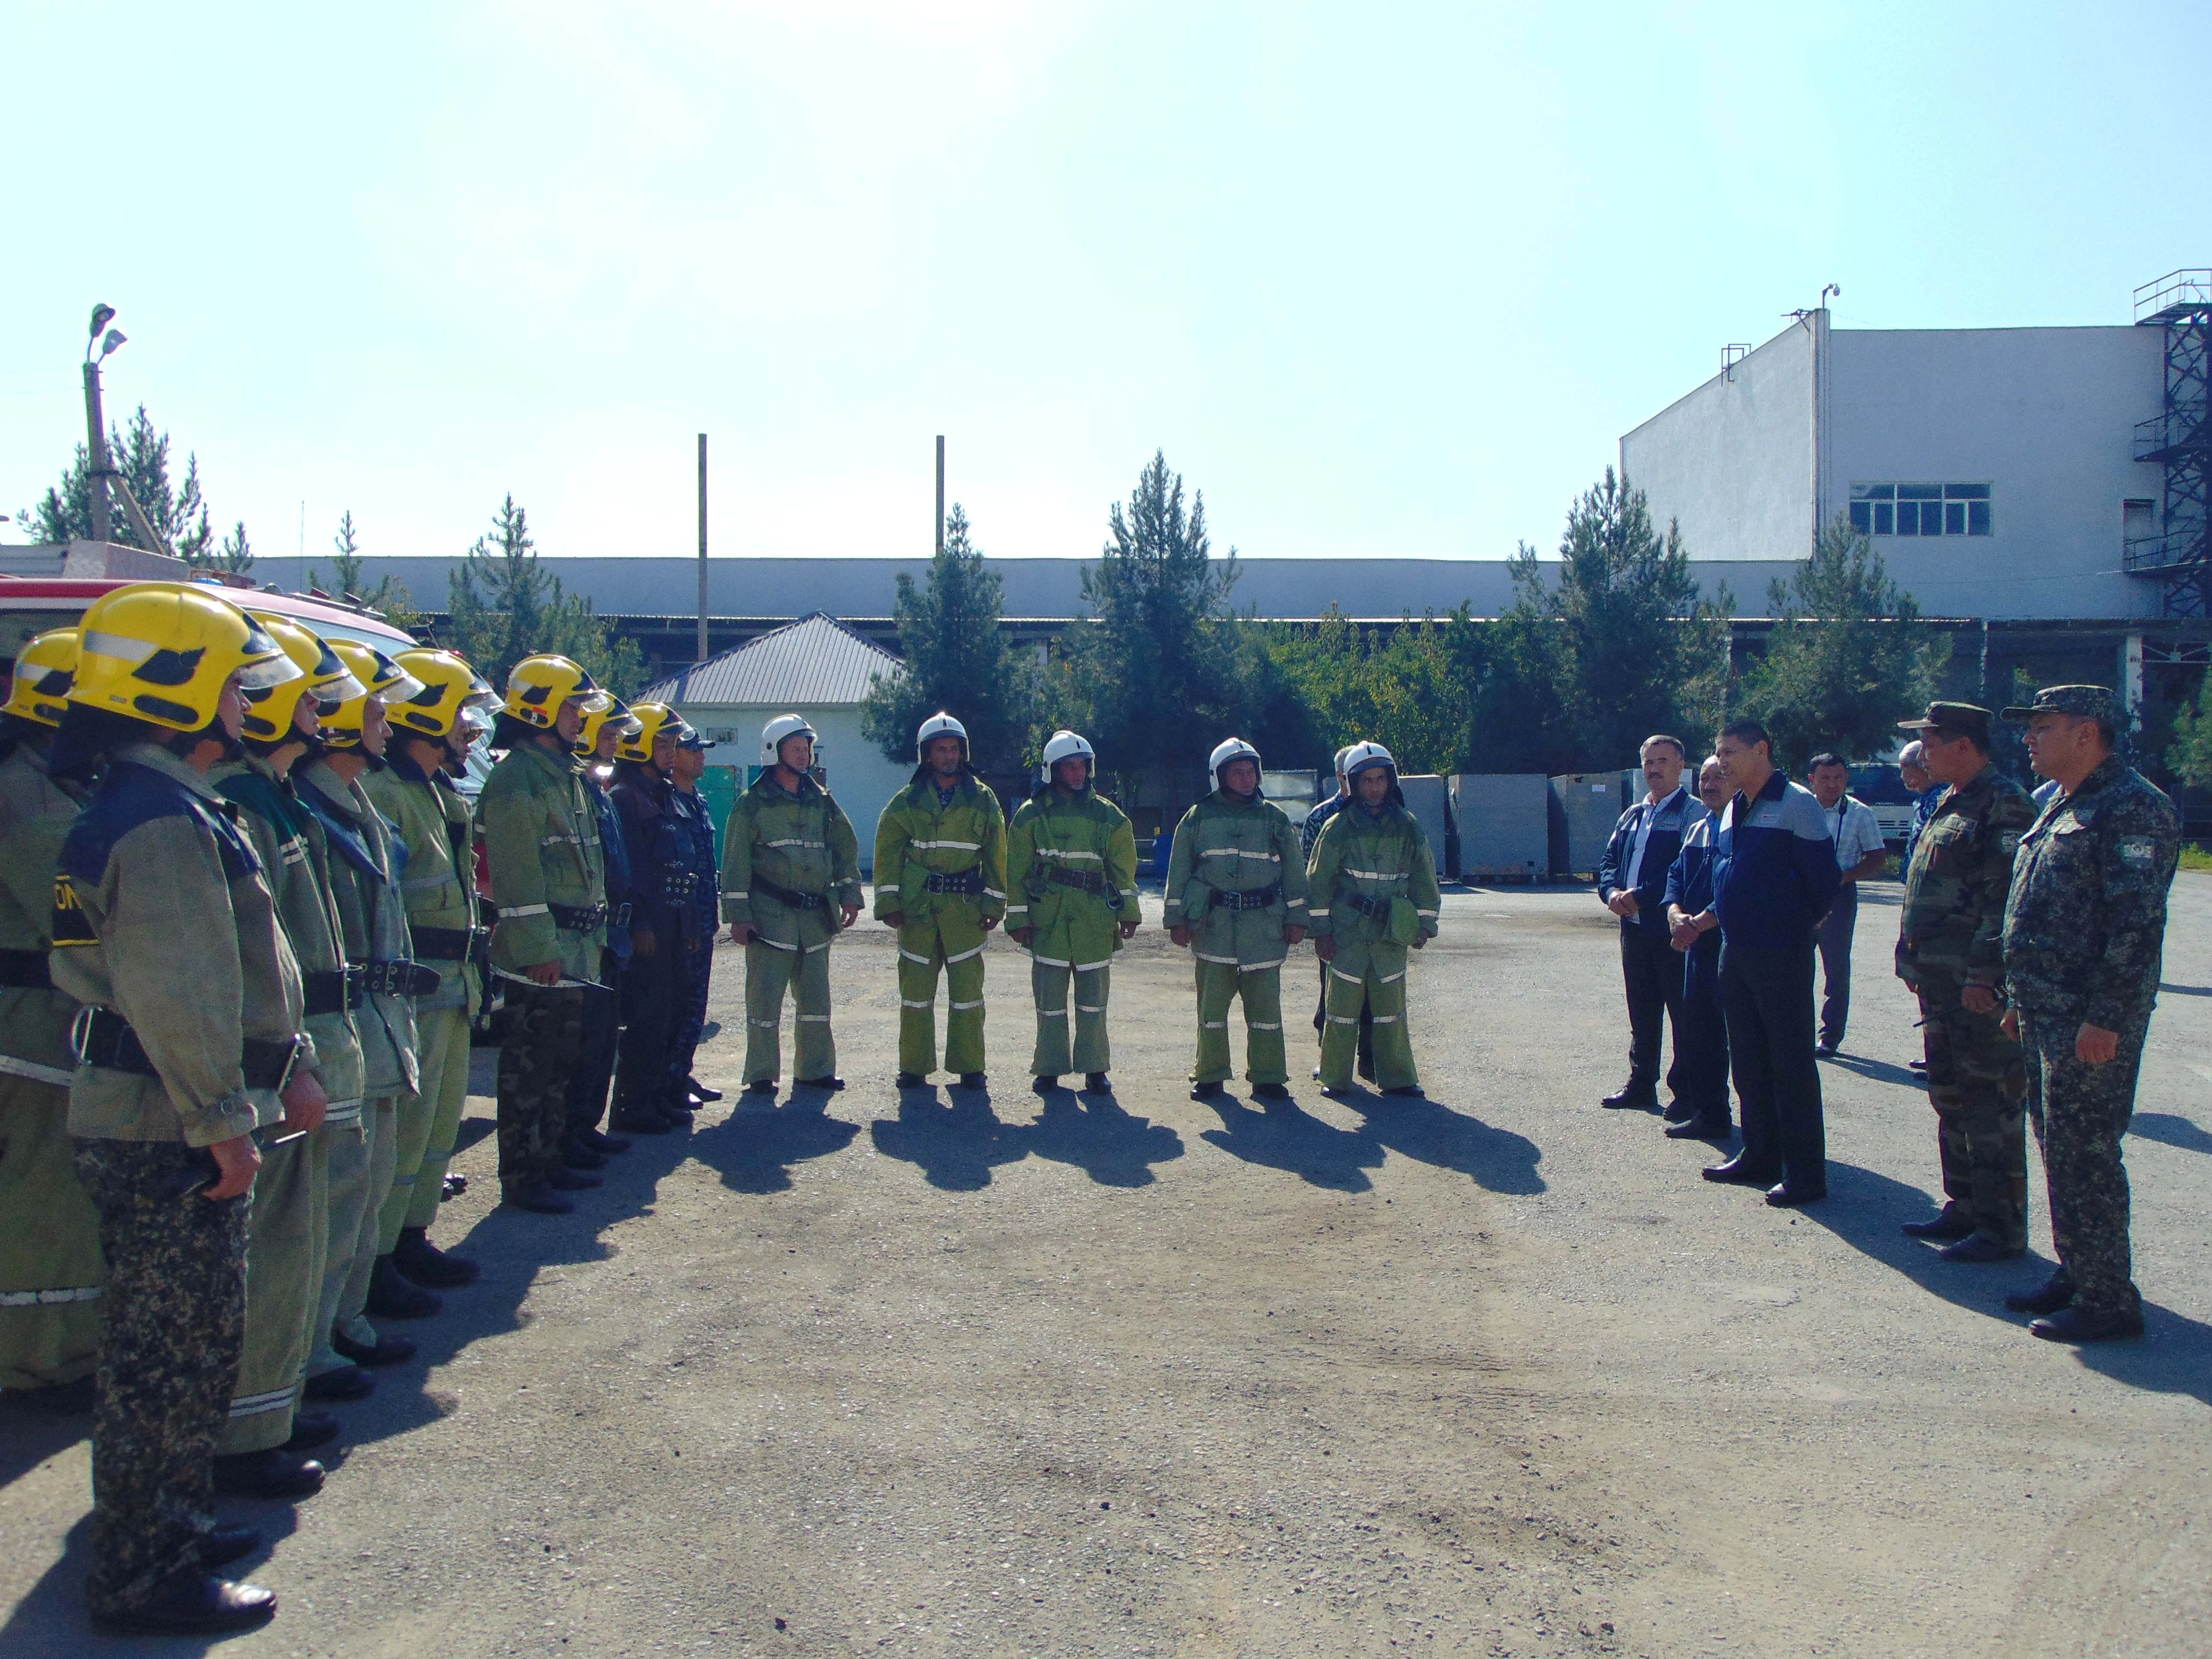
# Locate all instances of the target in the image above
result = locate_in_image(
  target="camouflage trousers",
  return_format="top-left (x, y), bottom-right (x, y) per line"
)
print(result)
top-left (2018, 1005), bottom-right (2148, 1319)
top-left (1916, 977), bottom-right (2028, 1250)
top-left (499, 982), bottom-right (587, 1194)
top-left (0, 1073), bottom-right (105, 1392)
top-left (70, 1137), bottom-right (249, 1618)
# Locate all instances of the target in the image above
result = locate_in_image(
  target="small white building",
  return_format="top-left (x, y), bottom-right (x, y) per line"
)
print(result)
top-left (639, 611), bottom-right (913, 876)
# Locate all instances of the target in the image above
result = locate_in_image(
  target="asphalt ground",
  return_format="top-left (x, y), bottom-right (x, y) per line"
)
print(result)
top-left (3, 879), bottom-right (2208, 1658)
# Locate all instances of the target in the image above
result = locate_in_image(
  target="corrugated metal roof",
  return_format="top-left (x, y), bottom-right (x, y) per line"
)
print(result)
top-left (640, 611), bottom-right (903, 706)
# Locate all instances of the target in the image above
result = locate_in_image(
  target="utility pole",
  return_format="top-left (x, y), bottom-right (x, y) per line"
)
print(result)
top-left (935, 434), bottom-right (945, 557)
top-left (696, 433), bottom-right (709, 664)
top-left (82, 359), bottom-right (112, 544)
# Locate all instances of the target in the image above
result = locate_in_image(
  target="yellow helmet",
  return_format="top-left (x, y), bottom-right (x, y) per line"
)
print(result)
top-left (3, 628), bottom-right (81, 728)
top-left (69, 582), bottom-right (301, 732)
top-left (614, 700), bottom-right (686, 763)
top-left (389, 647), bottom-right (497, 740)
top-left (240, 613), bottom-right (365, 745)
top-left (577, 694), bottom-right (643, 755)
top-left (319, 639), bottom-right (426, 751)
top-left (502, 654), bottom-right (612, 730)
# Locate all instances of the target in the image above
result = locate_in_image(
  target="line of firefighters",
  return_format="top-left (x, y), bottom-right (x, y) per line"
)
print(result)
top-left (0, 576), bottom-right (1445, 1634)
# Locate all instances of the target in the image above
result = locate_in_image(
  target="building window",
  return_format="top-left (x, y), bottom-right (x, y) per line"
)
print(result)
top-left (2123, 498), bottom-right (2157, 552)
top-left (1849, 483), bottom-right (1992, 537)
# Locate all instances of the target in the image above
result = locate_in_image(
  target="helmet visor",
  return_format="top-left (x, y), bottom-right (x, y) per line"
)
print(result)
top-left (573, 689), bottom-right (615, 717)
top-left (238, 652), bottom-right (307, 692)
top-left (372, 666), bottom-right (428, 705)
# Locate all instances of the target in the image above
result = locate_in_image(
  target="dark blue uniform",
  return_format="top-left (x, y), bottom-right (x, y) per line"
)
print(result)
top-left (609, 761), bottom-right (690, 1127)
top-left (668, 781), bottom-right (720, 1099)
top-left (1662, 816), bottom-right (1731, 1130)
top-left (1598, 786), bottom-right (1702, 1106)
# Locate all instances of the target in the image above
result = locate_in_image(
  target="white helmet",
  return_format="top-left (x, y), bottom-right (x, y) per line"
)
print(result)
top-left (1209, 736), bottom-right (1261, 790)
top-left (1343, 740), bottom-right (1396, 780)
top-left (761, 713), bottom-right (817, 768)
top-left (916, 711), bottom-right (969, 764)
top-left (1042, 729), bottom-right (1094, 769)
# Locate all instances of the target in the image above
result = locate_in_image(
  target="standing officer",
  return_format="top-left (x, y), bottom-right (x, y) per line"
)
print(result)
top-left (1701, 719), bottom-right (1840, 1206)
top-left (1005, 729), bottom-right (1140, 1093)
top-left (1892, 702), bottom-right (2036, 1262)
top-left (1303, 746), bottom-right (1370, 1081)
top-left (1806, 752), bottom-right (1888, 1057)
top-left (481, 654), bottom-right (613, 1215)
top-left (608, 701), bottom-right (692, 1133)
top-left (1166, 738), bottom-right (1310, 1103)
top-left (875, 713), bottom-right (1007, 1090)
top-left (565, 697), bottom-right (641, 1159)
top-left (1597, 735), bottom-right (1700, 1113)
top-left (1661, 755), bottom-right (1735, 1141)
top-left (297, 641), bottom-right (431, 1359)
top-left (52, 583), bottom-right (323, 1633)
top-left (207, 615), bottom-right (365, 1495)
top-left (666, 723), bottom-right (721, 1108)
top-left (0, 630), bottom-right (100, 1414)
top-left (1307, 742), bottom-right (1440, 1098)
top-left (365, 647), bottom-right (497, 1287)
top-left (722, 715), bottom-right (862, 1094)
top-left (1999, 685), bottom-right (2179, 1343)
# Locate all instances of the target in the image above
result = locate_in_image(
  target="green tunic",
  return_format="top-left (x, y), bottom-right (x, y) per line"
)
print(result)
top-left (1006, 783), bottom-right (1140, 1077)
top-left (1306, 797), bottom-right (1441, 1091)
top-left (874, 770), bottom-right (1007, 1077)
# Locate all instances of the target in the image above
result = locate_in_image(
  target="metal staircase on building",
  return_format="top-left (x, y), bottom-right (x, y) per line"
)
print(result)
top-left (2124, 270), bottom-right (2212, 616)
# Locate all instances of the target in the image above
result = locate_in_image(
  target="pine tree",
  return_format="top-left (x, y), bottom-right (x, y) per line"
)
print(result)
top-left (313, 509), bottom-right (413, 617)
top-left (215, 520), bottom-right (254, 574)
top-left (24, 404), bottom-right (213, 561)
top-left (860, 504), bottom-right (1040, 774)
top-left (442, 494), bottom-right (642, 697)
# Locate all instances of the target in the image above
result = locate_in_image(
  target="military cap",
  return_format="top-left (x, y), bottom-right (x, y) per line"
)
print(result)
top-left (1897, 700), bottom-right (1992, 741)
top-left (1999, 684), bottom-right (2115, 723)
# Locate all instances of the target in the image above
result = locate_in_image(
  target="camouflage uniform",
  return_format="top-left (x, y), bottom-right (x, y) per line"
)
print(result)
top-left (481, 737), bottom-right (609, 1195)
top-left (0, 738), bottom-right (99, 1395)
top-left (52, 741), bottom-right (313, 1618)
top-left (2001, 734), bottom-right (2180, 1322)
top-left (1894, 753), bottom-right (2036, 1249)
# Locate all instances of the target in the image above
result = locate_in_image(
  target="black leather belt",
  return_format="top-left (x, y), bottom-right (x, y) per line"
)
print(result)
top-left (303, 968), bottom-right (364, 1016)
top-left (1045, 866), bottom-right (1105, 895)
top-left (74, 1007), bottom-right (303, 1092)
top-left (1216, 884), bottom-right (1282, 911)
top-left (551, 902), bottom-right (608, 932)
top-left (1337, 892), bottom-right (1391, 920)
top-left (360, 960), bottom-right (444, 997)
top-left (410, 925), bottom-right (486, 963)
top-left (753, 878), bottom-right (827, 912)
top-left (0, 947), bottom-right (52, 988)
top-left (925, 869), bottom-right (984, 896)
top-left (661, 870), bottom-right (701, 901)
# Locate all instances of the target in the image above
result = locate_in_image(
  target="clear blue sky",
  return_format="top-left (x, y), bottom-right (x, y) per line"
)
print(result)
top-left (3, 1), bottom-right (2205, 577)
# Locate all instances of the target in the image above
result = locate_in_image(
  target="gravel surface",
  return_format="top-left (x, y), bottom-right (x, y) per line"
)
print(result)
top-left (3, 880), bottom-right (2207, 1657)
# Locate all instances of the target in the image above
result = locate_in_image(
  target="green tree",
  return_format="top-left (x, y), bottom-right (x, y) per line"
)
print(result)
top-left (214, 520), bottom-right (254, 574)
top-left (2165, 671), bottom-right (2212, 789)
top-left (24, 404), bottom-right (214, 562)
top-left (1268, 605), bottom-right (1484, 775)
top-left (861, 504), bottom-right (1041, 774)
top-left (1503, 469), bottom-right (1715, 769)
top-left (442, 494), bottom-right (643, 697)
top-left (1740, 515), bottom-right (1949, 772)
top-left (313, 509), bottom-right (414, 619)
top-left (1060, 451), bottom-right (1258, 808)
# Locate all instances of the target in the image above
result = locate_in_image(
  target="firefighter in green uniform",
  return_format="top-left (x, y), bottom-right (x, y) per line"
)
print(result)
top-left (722, 714), bottom-right (862, 1094)
top-left (1891, 701), bottom-right (2038, 1261)
top-left (52, 583), bottom-right (324, 1633)
top-left (206, 615), bottom-right (367, 1494)
top-left (1005, 729), bottom-right (1139, 1093)
top-left (1306, 741), bottom-right (1441, 1098)
top-left (297, 641), bottom-right (431, 1371)
top-left (1166, 738), bottom-right (1310, 1102)
top-left (481, 654), bottom-right (613, 1213)
top-left (0, 629), bottom-right (101, 1414)
top-left (365, 647), bottom-right (496, 1288)
top-left (875, 712), bottom-right (1007, 1089)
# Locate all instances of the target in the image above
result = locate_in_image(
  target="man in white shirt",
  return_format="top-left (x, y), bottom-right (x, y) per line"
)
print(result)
top-left (1806, 753), bottom-right (1888, 1056)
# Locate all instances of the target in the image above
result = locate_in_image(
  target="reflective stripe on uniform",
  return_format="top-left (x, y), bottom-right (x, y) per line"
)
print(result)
top-left (1035, 848), bottom-right (1103, 861)
top-left (899, 949), bottom-right (932, 964)
top-left (908, 839), bottom-right (981, 851)
top-left (0, 1285), bottom-right (102, 1307)
top-left (499, 902), bottom-right (550, 918)
top-left (763, 839), bottom-right (825, 850)
top-left (0, 1053), bottom-right (75, 1088)
top-left (1329, 967), bottom-right (1362, 984)
top-left (945, 944), bottom-right (984, 964)
top-left (1380, 969), bottom-right (1406, 983)
top-left (950, 999), bottom-right (984, 1011)
top-left (900, 999), bottom-right (933, 1009)
top-left (1194, 951), bottom-right (1240, 964)
top-left (1372, 1014), bottom-right (1401, 1024)
top-left (1200, 848), bottom-right (1279, 861)
top-left (1249, 1021), bottom-right (1281, 1031)
top-left (1346, 867), bottom-right (1404, 882)
top-left (1241, 958), bottom-right (1285, 972)
top-left (228, 1385), bottom-right (297, 1419)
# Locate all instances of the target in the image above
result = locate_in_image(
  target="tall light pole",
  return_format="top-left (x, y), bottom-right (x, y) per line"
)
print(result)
top-left (935, 434), bottom-right (945, 557)
top-left (82, 304), bottom-right (122, 544)
top-left (696, 433), bottom-right (710, 664)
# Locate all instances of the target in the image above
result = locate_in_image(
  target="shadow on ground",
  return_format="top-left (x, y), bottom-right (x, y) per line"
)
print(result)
top-left (689, 1092), bottom-right (860, 1194)
top-left (1803, 1158), bottom-right (2212, 1408)
top-left (2130, 1111), bottom-right (2212, 1154)
top-left (867, 1087), bottom-right (1026, 1191)
top-left (1011, 1087), bottom-right (1184, 1188)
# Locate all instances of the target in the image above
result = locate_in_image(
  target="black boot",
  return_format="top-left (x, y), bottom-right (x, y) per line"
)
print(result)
top-left (283, 1411), bottom-right (340, 1452)
top-left (331, 1325), bottom-right (416, 1367)
top-left (366, 1254), bottom-right (441, 1320)
top-left (1084, 1073), bottom-right (1112, 1094)
top-left (686, 1076), bottom-right (723, 1103)
top-left (392, 1226), bottom-right (479, 1289)
top-left (212, 1448), bottom-right (326, 1501)
top-left (94, 1567), bottom-right (277, 1635)
top-left (503, 1181), bottom-right (574, 1214)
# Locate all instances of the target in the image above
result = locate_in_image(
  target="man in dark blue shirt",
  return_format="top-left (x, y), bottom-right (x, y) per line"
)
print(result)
top-left (1662, 755), bottom-right (1735, 1140)
top-left (1597, 735), bottom-right (1702, 1114)
top-left (1702, 718), bottom-right (1842, 1205)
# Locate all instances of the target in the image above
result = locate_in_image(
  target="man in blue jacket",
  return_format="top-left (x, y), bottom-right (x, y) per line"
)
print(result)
top-left (1662, 755), bottom-right (1735, 1140)
top-left (1597, 735), bottom-right (1702, 1114)
top-left (1702, 719), bottom-right (1841, 1205)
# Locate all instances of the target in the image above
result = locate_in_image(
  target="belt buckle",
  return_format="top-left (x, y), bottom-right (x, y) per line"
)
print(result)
top-left (68, 1006), bottom-right (96, 1066)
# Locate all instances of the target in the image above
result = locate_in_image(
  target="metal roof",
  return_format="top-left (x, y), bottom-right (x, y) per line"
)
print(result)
top-left (640, 611), bottom-right (903, 706)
